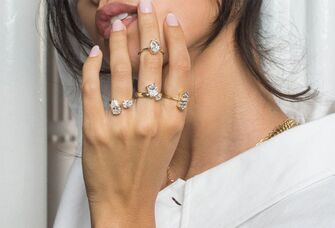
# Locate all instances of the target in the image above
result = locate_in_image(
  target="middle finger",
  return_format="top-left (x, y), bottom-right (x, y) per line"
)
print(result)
top-left (137, 0), bottom-right (163, 93)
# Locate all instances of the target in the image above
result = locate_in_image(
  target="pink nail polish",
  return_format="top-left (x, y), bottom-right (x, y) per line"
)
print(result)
top-left (140, 0), bottom-right (152, 13)
top-left (112, 19), bottom-right (125, 32)
top-left (166, 13), bottom-right (179, 26)
top-left (89, 45), bottom-right (100, 57)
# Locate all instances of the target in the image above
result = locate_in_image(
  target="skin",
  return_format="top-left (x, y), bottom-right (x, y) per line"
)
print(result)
top-left (78, 0), bottom-right (289, 227)
top-left (78, 0), bottom-right (216, 75)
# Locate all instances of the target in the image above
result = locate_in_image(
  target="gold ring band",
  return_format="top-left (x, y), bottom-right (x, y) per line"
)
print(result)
top-left (135, 91), bottom-right (163, 99)
top-left (162, 94), bottom-right (179, 101)
top-left (162, 91), bottom-right (190, 111)
top-left (138, 39), bottom-right (165, 55)
top-left (138, 48), bottom-right (165, 55)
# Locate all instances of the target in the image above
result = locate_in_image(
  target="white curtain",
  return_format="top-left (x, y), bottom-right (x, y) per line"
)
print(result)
top-left (1, 1), bottom-right (335, 228)
top-left (0, 0), bottom-right (47, 227)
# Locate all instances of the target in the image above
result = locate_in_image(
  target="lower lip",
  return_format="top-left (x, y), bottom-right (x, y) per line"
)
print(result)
top-left (103, 15), bottom-right (137, 39)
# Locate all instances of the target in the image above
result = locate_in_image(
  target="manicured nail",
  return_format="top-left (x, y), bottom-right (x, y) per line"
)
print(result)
top-left (140, 0), bottom-right (152, 13)
top-left (166, 13), bottom-right (179, 26)
top-left (89, 45), bottom-right (100, 57)
top-left (112, 19), bottom-right (125, 32)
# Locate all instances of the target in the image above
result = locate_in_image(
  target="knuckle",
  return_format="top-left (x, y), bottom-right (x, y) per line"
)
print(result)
top-left (169, 31), bottom-right (184, 45)
top-left (83, 126), bottom-right (109, 146)
top-left (111, 32), bottom-right (126, 44)
top-left (140, 53), bottom-right (163, 69)
top-left (140, 17), bottom-right (156, 31)
top-left (112, 63), bottom-right (131, 76)
top-left (81, 81), bottom-right (99, 95)
top-left (112, 125), bottom-right (129, 141)
top-left (134, 120), bottom-right (158, 137)
top-left (174, 55), bottom-right (191, 72)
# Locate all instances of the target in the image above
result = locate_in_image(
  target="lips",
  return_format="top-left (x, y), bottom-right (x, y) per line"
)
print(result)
top-left (95, 2), bottom-right (138, 39)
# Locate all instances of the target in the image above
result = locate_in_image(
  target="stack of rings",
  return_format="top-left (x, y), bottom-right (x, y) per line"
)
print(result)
top-left (109, 39), bottom-right (190, 116)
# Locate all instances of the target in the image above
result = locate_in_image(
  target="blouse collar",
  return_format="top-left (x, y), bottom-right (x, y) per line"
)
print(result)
top-left (156, 113), bottom-right (335, 227)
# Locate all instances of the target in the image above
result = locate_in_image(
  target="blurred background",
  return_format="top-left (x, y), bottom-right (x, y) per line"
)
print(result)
top-left (0, 0), bottom-right (335, 227)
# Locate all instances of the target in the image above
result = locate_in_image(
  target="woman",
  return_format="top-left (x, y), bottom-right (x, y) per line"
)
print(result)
top-left (48, 0), bottom-right (335, 227)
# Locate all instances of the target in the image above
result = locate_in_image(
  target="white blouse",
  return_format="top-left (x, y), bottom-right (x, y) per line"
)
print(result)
top-left (53, 52), bottom-right (335, 227)
top-left (53, 109), bottom-right (335, 227)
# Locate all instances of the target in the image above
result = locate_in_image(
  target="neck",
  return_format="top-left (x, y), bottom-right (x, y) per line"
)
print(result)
top-left (163, 25), bottom-right (288, 186)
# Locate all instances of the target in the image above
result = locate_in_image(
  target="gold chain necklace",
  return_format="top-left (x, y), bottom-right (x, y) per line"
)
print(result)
top-left (166, 118), bottom-right (299, 184)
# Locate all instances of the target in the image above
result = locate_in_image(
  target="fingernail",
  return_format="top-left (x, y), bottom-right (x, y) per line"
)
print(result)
top-left (112, 19), bottom-right (125, 32)
top-left (89, 45), bottom-right (100, 57)
top-left (166, 13), bottom-right (179, 26)
top-left (139, 0), bottom-right (152, 13)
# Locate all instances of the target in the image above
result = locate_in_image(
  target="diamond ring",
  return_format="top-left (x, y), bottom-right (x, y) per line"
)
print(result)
top-left (109, 98), bottom-right (135, 116)
top-left (162, 91), bottom-right (190, 111)
top-left (138, 39), bottom-right (165, 55)
top-left (135, 83), bottom-right (162, 101)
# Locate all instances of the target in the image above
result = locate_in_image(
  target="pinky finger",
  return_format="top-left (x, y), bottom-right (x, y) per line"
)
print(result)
top-left (81, 45), bottom-right (105, 121)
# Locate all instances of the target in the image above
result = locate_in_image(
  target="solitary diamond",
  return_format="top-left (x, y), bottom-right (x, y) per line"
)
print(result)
top-left (110, 99), bottom-right (122, 115)
top-left (122, 99), bottom-right (134, 109)
top-left (149, 40), bottom-right (161, 54)
top-left (146, 83), bottom-right (159, 97)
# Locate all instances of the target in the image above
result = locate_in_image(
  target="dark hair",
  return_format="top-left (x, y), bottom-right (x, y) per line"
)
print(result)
top-left (46, 0), bottom-right (318, 102)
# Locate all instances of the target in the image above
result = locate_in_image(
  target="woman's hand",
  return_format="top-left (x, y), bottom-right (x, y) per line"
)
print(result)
top-left (80, 0), bottom-right (191, 227)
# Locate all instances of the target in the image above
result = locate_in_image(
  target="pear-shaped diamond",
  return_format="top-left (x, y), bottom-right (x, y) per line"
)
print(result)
top-left (110, 99), bottom-right (122, 115)
top-left (149, 40), bottom-right (161, 54)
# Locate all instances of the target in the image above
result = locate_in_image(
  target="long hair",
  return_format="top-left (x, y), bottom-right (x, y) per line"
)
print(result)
top-left (45, 0), bottom-right (318, 102)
